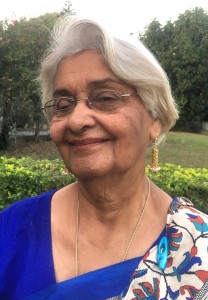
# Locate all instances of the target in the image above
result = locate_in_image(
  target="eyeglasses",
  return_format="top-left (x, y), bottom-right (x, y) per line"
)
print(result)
top-left (41, 89), bottom-right (137, 121)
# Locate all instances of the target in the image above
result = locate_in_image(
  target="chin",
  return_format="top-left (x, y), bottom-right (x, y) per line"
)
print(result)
top-left (69, 162), bottom-right (113, 181)
top-left (71, 169), bottom-right (105, 181)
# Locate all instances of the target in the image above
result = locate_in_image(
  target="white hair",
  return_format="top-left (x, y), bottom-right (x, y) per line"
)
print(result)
top-left (39, 15), bottom-right (179, 140)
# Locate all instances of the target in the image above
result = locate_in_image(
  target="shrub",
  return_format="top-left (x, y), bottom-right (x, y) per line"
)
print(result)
top-left (0, 156), bottom-right (76, 210)
top-left (0, 157), bottom-right (207, 213)
top-left (146, 163), bottom-right (208, 212)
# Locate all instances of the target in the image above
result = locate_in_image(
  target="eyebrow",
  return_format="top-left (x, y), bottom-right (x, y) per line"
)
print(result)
top-left (53, 89), bottom-right (73, 97)
top-left (89, 78), bottom-right (124, 87)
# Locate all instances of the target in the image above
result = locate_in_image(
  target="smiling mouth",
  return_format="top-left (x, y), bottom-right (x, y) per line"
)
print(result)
top-left (69, 138), bottom-right (109, 146)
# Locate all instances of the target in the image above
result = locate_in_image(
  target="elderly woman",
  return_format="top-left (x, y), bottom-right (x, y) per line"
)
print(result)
top-left (1, 16), bottom-right (208, 300)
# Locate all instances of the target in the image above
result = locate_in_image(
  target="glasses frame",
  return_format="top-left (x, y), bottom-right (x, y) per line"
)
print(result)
top-left (41, 89), bottom-right (137, 120)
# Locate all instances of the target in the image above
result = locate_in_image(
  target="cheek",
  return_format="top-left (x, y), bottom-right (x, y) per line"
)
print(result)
top-left (117, 110), bottom-right (151, 153)
top-left (50, 122), bottom-right (65, 144)
top-left (119, 111), bottom-right (143, 140)
top-left (109, 116), bottom-right (140, 159)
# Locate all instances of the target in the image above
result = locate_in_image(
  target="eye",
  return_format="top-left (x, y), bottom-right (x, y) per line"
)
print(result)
top-left (55, 97), bottom-right (75, 111)
top-left (93, 90), bottom-right (120, 103)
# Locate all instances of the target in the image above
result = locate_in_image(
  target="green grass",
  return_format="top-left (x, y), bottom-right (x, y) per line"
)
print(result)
top-left (146, 132), bottom-right (208, 168)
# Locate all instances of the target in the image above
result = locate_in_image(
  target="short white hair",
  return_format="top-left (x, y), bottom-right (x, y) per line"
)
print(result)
top-left (39, 15), bottom-right (179, 139)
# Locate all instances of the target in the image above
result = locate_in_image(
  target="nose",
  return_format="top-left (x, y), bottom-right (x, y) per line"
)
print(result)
top-left (66, 100), bottom-right (96, 133)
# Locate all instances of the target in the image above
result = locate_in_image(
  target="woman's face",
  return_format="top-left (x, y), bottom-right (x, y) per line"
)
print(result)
top-left (50, 50), bottom-right (160, 179)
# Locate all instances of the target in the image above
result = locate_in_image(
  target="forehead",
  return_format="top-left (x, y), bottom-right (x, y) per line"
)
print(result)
top-left (54, 50), bottom-right (121, 89)
top-left (57, 50), bottom-right (109, 73)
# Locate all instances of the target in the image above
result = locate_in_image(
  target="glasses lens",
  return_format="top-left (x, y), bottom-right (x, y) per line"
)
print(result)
top-left (91, 90), bottom-right (122, 112)
top-left (44, 99), bottom-right (55, 120)
top-left (45, 97), bottom-right (75, 120)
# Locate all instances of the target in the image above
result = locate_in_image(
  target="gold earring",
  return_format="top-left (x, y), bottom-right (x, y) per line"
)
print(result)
top-left (149, 138), bottom-right (160, 172)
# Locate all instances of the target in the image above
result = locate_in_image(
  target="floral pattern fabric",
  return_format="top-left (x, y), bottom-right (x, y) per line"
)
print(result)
top-left (118, 198), bottom-right (208, 300)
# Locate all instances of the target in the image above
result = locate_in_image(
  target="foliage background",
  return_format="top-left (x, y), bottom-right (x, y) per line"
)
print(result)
top-left (0, 6), bottom-right (208, 150)
top-left (140, 7), bottom-right (208, 124)
top-left (0, 1), bottom-right (75, 149)
top-left (0, 156), bottom-right (207, 213)
top-left (0, 14), bottom-right (59, 148)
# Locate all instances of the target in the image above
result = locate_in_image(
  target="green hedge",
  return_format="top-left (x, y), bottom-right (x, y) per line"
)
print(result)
top-left (0, 156), bottom-right (76, 210)
top-left (0, 157), bottom-right (207, 213)
top-left (146, 164), bottom-right (208, 212)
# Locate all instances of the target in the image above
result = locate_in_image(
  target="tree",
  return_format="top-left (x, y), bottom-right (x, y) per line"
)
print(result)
top-left (0, 14), bottom-right (58, 147)
top-left (140, 8), bottom-right (208, 122)
top-left (171, 8), bottom-right (208, 122)
top-left (61, 0), bottom-right (76, 16)
top-left (0, 1), bottom-right (76, 149)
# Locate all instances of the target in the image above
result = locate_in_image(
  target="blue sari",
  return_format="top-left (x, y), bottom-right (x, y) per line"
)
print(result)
top-left (23, 257), bottom-right (143, 300)
top-left (0, 190), bottom-right (164, 300)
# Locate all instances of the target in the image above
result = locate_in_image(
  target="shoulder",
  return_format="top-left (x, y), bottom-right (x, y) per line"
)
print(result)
top-left (0, 189), bottom-right (57, 259)
top-left (166, 197), bottom-right (208, 270)
top-left (0, 190), bottom-right (57, 298)
top-left (0, 190), bottom-right (57, 250)
top-left (167, 197), bottom-right (208, 232)
top-left (0, 189), bottom-right (57, 224)
top-left (119, 198), bottom-right (208, 299)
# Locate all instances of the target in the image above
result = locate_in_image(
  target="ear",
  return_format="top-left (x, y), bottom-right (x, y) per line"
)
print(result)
top-left (150, 119), bottom-right (162, 141)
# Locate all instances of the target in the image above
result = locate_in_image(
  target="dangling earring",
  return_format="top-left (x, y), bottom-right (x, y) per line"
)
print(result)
top-left (149, 138), bottom-right (160, 172)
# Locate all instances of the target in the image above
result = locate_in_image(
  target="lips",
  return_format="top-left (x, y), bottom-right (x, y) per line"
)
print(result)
top-left (69, 138), bottom-right (109, 146)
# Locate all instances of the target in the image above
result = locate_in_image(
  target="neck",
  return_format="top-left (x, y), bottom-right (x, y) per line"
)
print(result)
top-left (75, 176), bottom-right (151, 276)
top-left (76, 172), bottom-right (149, 222)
